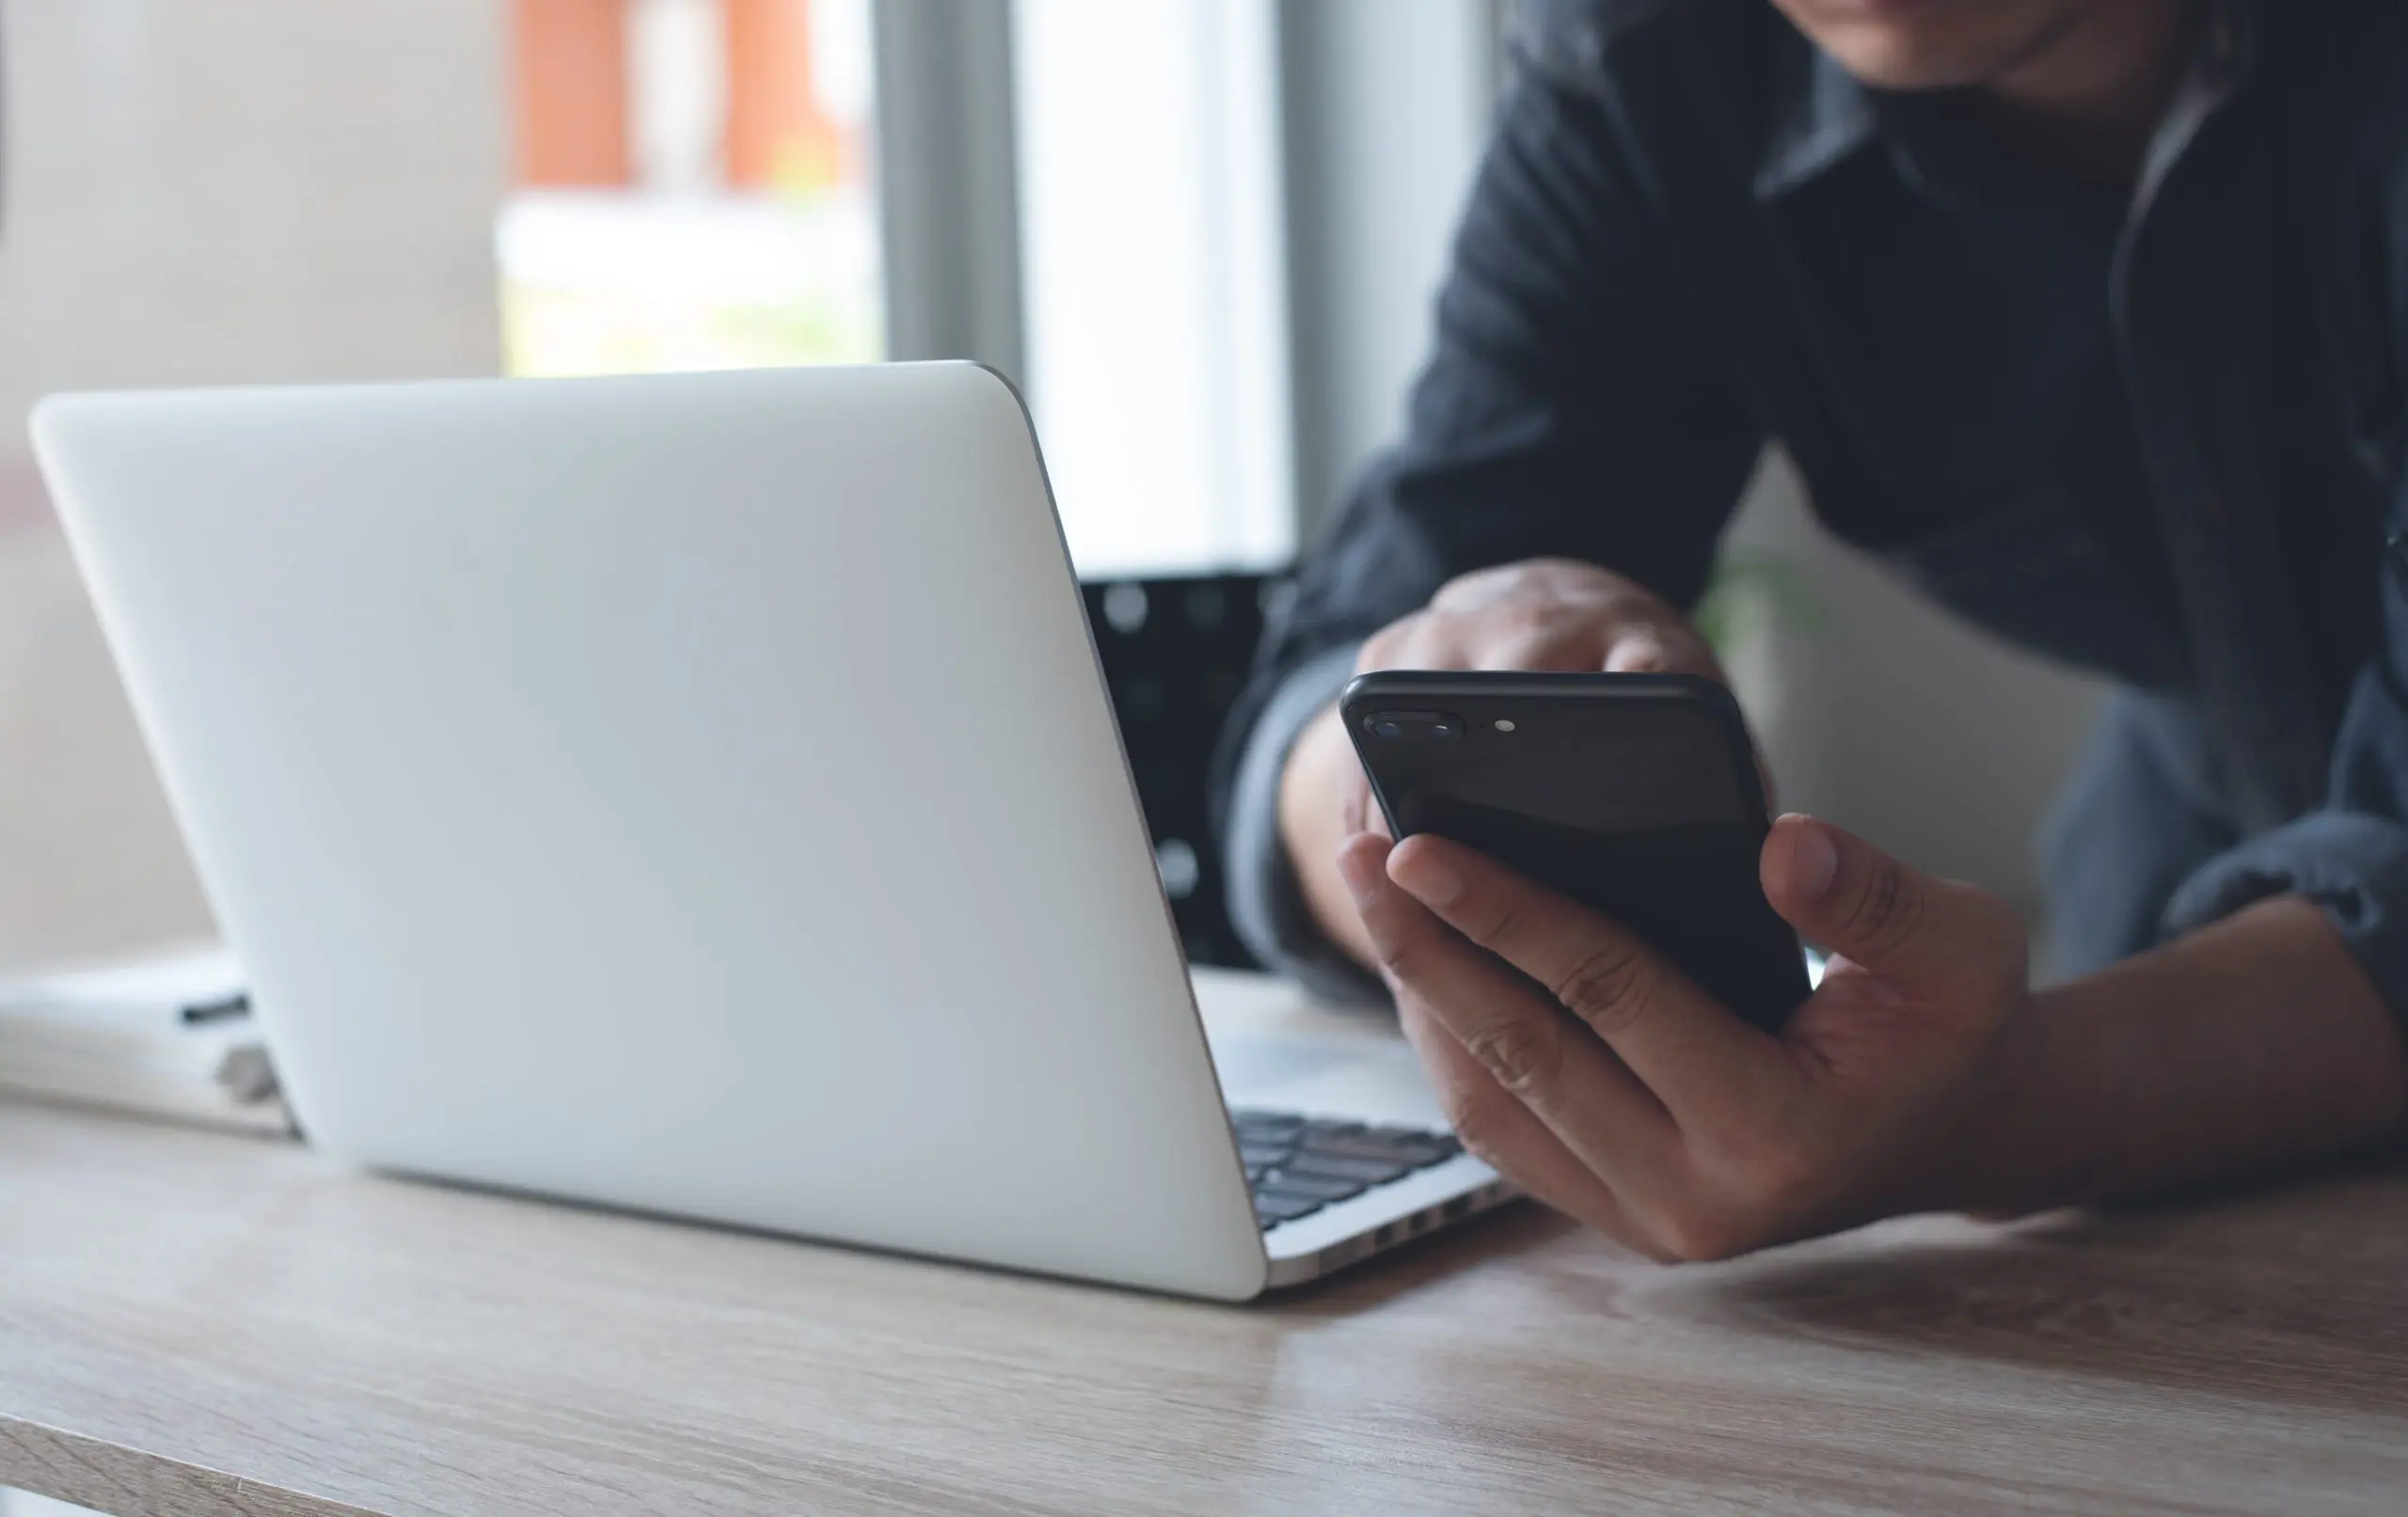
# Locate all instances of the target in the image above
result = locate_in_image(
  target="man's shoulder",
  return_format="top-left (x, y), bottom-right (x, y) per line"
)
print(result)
top-left (2268, 4), bottom-right (2408, 220)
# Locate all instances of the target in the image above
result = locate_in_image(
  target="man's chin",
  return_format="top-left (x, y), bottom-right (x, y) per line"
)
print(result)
top-left (1773, 0), bottom-right (2095, 93)
top-left (1809, 28), bottom-right (2018, 92)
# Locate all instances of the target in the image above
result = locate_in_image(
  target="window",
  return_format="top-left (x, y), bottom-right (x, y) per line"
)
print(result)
top-left (1006, 0), bottom-right (1501, 578)
top-left (500, 0), bottom-right (881, 376)
top-left (1010, 0), bottom-right (1295, 579)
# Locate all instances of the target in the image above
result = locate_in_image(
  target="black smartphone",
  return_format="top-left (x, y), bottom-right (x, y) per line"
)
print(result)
top-left (1340, 671), bottom-right (1811, 1033)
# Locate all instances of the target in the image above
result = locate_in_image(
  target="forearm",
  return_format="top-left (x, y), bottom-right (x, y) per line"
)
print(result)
top-left (1964, 895), bottom-right (2408, 1213)
top-left (1279, 704), bottom-right (1380, 972)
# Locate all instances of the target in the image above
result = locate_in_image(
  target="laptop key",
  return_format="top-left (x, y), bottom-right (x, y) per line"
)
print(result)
top-left (1305, 1128), bottom-right (1438, 1157)
top-left (1258, 1173), bottom-right (1370, 1205)
top-left (1230, 1109), bottom-right (1462, 1186)
top-left (1230, 1109), bottom-right (1305, 1132)
top-left (1303, 1140), bottom-right (1436, 1171)
top-left (1253, 1193), bottom-right (1324, 1227)
top-left (1279, 1152), bottom-right (1411, 1186)
top-left (1301, 1118), bottom-right (1368, 1141)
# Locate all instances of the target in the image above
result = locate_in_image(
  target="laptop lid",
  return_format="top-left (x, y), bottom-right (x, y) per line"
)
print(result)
top-left (33, 363), bottom-right (1270, 1300)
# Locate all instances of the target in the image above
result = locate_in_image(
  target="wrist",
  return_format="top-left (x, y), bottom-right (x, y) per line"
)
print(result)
top-left (1884, 984), bottom-right (2072, 1220)
top-left (1935, 984), bottom-right (2118, 1217)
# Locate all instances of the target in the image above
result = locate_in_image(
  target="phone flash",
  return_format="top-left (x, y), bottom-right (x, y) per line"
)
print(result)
top-left (1494, 719), bottom-right (1516, 733)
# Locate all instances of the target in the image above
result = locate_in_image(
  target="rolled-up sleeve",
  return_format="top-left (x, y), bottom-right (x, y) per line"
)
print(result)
top-left (1223, 644), bottom-right (1383, 1003)
top-left (2162, 130), bottom-right (2408, 1016)
top-left (1208, 45), bottom-right (1763, 994)
top-left (2163, 656), bottom-right (2408, 1014)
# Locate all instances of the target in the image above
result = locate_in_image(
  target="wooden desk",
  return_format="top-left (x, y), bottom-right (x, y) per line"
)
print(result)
top-left (4, 973), bottom-right (2406, 1516)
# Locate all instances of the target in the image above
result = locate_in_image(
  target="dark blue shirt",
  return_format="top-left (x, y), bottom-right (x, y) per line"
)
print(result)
top-left (1215, 0), bottom-right (2408, 1010)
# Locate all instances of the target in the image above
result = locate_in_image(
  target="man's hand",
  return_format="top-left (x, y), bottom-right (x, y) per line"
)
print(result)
top-left (1281, 559), bottom-right (1729, 969)
top-left (1337, 814), bottom-right (2036, 1260)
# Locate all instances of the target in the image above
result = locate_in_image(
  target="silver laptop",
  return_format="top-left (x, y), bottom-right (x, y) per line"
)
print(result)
top-left (30, 363), bottom-right (1509, 1300)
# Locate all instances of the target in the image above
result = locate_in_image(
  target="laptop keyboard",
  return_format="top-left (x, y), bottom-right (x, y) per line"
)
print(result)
top-left (1230, 1109), bottom-right (1464, 1231)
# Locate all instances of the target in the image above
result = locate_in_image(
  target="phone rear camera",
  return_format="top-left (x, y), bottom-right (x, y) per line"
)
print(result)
top-left (1363, 709), bottom-right (1465, 741)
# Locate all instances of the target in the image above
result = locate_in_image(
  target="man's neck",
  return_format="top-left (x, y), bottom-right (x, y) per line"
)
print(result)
top-left (1982, 0), bottom-right (2207, 184)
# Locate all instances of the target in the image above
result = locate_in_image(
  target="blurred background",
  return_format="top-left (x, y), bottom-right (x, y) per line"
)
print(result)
top-left (0, 0), bottom-right (2104, 978)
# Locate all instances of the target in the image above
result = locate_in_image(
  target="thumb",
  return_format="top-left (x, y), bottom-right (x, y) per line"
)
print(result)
top-left (1759, 814), bottom-right (2023, 992)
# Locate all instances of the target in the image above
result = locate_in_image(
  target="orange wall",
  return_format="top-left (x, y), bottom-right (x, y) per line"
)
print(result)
top-left (724, 0), bottom-right (842, 191)
top-left (514, 0), bottom-right (631, 187)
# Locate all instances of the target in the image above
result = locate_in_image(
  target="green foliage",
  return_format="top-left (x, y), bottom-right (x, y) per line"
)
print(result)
top-left (1691, 547), bottom-right (1826, 660)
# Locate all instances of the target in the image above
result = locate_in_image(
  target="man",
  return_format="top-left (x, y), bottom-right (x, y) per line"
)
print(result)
top-left (1212, 0), bottom-right (2408, 1262)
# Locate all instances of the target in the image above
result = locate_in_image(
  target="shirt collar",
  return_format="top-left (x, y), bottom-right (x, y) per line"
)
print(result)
top-left (1751, 42), bottom-right (1880, 201)
top-left (1749, 0), bottom-right (2259, 206)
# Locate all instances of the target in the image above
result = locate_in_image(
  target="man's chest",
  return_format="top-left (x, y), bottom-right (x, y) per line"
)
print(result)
top-left (1716, 117), bottom-right (2390, 718)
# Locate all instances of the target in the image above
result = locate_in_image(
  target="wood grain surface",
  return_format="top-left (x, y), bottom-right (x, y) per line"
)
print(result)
top-left (5, 988), bottom-right (2407, 1515)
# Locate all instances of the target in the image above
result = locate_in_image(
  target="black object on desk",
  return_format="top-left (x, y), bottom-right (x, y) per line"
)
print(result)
top-left (180, 992), bottom-right (252, 1025)
top-left (1080, 572), bottom-right (1277, 971)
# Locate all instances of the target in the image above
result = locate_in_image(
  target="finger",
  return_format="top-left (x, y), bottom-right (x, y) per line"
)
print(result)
top-left (1475, 627), bottom-right (1611, 672)
top-left (1758, 815), bottom-right (2024, 996)
top-left (1338, 835), bottom-right (1680, 1175)
top-left (1602, 623), bottom-right (1722, 679)
top-left (1465, 610), bottom-right (1721, 681)
top-left (1357, 613), bottom-right (1471, 674)
top-left (1385, 833), bottom-right (1782, 1119)
top-left (1430, 556), bottom-right (1656, 613)
top-left (1605, 634), bottom-right (1669, 672)
top-left (1392, 995), bottom-right (1671, 1259)
top-left (1337, 766), bottom-right (1388, 841)
top-left (1428, 562), bottom-right (1543, 612)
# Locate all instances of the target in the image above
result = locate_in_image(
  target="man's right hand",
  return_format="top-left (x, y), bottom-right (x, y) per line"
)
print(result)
top-left (1277, 557), bottom-right (1730, 970)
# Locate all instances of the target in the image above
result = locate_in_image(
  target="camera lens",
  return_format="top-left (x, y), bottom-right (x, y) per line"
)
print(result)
top-left (1364, 709), bottom-right (1466, 740)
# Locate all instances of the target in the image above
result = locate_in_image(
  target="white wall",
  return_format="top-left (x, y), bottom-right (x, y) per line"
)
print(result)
top-left (0, 0), bottom-right (510, 968)
top-left (1280, 0), bottom-right (1497, 532)
top-left (1721, 457), bottom-right (2108, 922)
